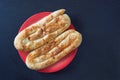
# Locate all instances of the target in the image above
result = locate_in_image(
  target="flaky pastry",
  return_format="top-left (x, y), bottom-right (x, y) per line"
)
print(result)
top-left (14, 9), bottom-right (71, 52)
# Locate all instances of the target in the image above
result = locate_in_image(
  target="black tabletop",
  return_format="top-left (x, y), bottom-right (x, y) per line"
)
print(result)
top-left (0, 0), bottom-right (120, 80)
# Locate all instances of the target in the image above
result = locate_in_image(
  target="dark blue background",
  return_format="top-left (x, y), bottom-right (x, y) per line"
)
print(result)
top-left (0, 0), bottom-right (120, 80)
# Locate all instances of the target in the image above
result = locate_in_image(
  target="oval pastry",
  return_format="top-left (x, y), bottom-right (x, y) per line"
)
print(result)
top-left (14, 9), bottom-right (71, 52)
top-left (25, 29), bottom-right (82, 70)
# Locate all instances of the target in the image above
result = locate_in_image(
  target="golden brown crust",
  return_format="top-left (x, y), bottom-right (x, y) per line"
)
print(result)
top-left (14, 9), bottom-right (71, 52)
top-left (25, 29), bottom-right (82, 70)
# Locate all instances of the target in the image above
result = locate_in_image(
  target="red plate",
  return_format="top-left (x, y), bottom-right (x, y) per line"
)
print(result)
top-left (18, 12), bottom-right (78, 73)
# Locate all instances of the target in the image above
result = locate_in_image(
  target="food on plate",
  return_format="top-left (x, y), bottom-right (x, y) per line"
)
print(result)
top-left (14, 9), bottom-right (71, 52)
top-left (14, 9), bottom-right (82, 71)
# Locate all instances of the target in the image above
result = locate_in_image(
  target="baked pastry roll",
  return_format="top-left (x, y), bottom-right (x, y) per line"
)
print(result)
top-left (14, 9), bottom-right (71, 52)
top-left (25, 29), bottom-right (82, 70)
